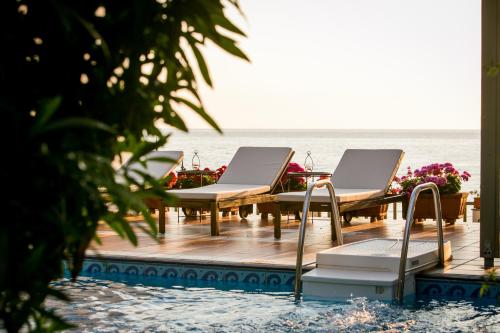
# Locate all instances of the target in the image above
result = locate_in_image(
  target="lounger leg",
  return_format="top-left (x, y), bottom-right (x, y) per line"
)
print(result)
top-left (210, 202), bottom-right (220, 236)
top-left (274, 204), bottom-right (282, 239)
top-left (159, 200), bottom-right (166, 234)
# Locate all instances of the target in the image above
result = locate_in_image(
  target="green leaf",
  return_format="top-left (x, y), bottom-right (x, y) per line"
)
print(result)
top-left (209, 33), bottom-right (249, 61)
top-left (211, 12), bottom-right (246, 37)
top-left (104, 214), bottom-right (138, 245)
top-left (33, 96), bottom-right (63, 129)
top-left (36, 306), bottom-right (76, 331)
top-left (73, 15), bottom-right (111, 61)
top-left (46, 287), bottom-right (71, 302)
top-left (171, 96), bottom-right (222, 133)
top-left (188, 38), bottom-right (213, 87)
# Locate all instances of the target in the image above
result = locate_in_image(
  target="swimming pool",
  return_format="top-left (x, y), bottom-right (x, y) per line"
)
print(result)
top-left (49, 277), bottom-right (500, 332)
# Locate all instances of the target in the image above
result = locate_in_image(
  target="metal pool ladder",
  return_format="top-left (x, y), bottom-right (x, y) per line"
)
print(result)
top-left (395, 182), bottom-right (445, 303)
top-left (294, 179), bottom-right (343, 301)
top-left (293, 181), bottom-right (445, 303)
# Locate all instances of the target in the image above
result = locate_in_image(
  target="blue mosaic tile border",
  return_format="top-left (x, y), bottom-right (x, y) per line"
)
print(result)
top-left (416, 277), bottom-right (500, 303)
top-left (80, 259), bottom-right (296, 291)
top-left (79, 259), bottom-right (499, 304)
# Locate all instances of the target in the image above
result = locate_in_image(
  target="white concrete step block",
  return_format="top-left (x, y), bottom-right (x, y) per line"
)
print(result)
top-left (302, 268), bottom-right (415, 301)
top-left (316, 238), bottom-right (451, 272)
top-left (302, 238), bottom-right (451, 301)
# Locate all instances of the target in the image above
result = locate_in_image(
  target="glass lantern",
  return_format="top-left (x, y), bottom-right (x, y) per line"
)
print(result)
top-left (192, 150), bottom-right (201, 170)
top-left (304, 151), bottom-right (314, 172)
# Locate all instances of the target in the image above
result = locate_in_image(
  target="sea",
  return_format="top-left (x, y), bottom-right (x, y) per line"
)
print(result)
top-left (164, 129), bottom-right (480, 195)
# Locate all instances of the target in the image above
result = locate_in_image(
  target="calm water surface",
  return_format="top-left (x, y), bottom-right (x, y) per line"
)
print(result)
top-left (49, 277), bottom-right (499, 332)
top-left (165, 129), bottom-right (480, 193)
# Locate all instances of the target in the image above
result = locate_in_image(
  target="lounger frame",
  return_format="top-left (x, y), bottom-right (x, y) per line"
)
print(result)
top-left (273, 193), bottom-right (405, 240)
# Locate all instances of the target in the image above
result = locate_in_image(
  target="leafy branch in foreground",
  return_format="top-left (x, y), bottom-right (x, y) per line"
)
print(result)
top-left (0, 0), bottom-right (247, 331)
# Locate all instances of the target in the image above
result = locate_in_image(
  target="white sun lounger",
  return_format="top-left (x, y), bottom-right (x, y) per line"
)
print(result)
top-left (166, 147), bottom-right (294, 236)
top-left (124, 150), bottom-right (184, 184)
top-left (275, 149), bottom-right (405, 239)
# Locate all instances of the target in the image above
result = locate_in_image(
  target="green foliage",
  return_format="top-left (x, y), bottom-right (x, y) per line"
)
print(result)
top-left (0, 0), bottom-right (247, 331)
top-left (287, 178), bottom-right (307, 191)
top-left (441, 173), bottom-right (462, 195)
top-left (175, 174), bottom-right (217, 189)
top-left (479, 268), bottom-right (497, 300)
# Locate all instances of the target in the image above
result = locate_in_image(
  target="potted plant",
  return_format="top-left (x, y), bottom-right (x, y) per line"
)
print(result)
top-left (469, 189), bottom-right (480, 222)
top-left (396, 163), bottom-right (471, 224)
top-left (470, 190), bottom-right (480, 209)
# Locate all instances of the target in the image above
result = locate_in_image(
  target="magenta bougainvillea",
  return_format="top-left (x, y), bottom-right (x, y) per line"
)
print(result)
top-left (280, 162), bottom-right (307, 191)
top-left (393, 163), bottom-right (471, 196)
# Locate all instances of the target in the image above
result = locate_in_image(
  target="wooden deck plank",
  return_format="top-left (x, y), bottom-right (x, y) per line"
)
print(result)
top-left (88, 210), bottom-right (498, 278)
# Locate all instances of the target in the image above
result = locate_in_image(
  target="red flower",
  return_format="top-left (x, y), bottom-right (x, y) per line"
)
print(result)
top-left (165, 172), bottom-right (177, 189)
top-left (278, 162), bottom-right (307, 191)
top-left (215, 165), bottom-right (227, 180)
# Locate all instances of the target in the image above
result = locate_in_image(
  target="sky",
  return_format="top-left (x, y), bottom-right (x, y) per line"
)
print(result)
top-left (180, 0), bottom-right (480, 130)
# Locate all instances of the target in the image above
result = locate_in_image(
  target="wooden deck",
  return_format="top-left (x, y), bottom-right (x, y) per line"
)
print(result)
top-left (89, 210), bottom-right (498, 279)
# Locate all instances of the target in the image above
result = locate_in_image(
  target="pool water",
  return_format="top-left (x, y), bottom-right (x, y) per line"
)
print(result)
top-left (48, 277), bottom-right (500, 332)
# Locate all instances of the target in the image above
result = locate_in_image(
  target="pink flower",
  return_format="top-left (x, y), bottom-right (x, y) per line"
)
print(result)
top-left (424, 176), bottom-right (447, 186)
top-left (460, 171), bottom-right (471, 181)
top-left (395, 162), bottom-right (470, 196)
top-left (445, 166), bottom-right (455, 173)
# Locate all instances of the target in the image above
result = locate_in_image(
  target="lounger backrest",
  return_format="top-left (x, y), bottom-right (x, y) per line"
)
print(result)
top-left (331, 149), bottom-right (404, 191)
top-left (218, 147), bottom-right (294, 187)
top-left (128, 150), bottom-right (184, 181)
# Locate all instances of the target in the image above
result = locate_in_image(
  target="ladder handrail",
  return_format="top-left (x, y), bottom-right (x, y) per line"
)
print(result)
top-left (395, 182), bottom-right (445, 303)
top-left (294, 179), bottom-right (343, 301)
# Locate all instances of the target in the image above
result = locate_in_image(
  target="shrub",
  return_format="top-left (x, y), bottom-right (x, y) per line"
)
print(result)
top-left (0, 0), bottom-right (247, 331)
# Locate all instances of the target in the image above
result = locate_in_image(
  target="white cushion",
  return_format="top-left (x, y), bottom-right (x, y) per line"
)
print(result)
top-left (331, 149), bottom-right (404, 191)
top-left (218, 147), bottom-right (293, 187)
top-left (116, 151), bottom-right (183, 184)
top-left (127, 151), bottom-right (183, 181)
top-left (168, 184), bottom-right (270, 201)
top-left (277, 188), bottom-right (385, 203)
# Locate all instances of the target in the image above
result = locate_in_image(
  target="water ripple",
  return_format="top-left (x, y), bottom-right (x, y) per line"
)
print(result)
top-left (47, 277), bottom-right (499, 332)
